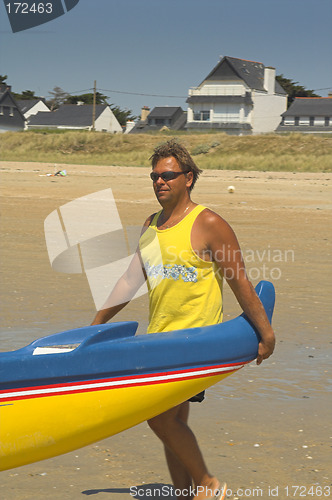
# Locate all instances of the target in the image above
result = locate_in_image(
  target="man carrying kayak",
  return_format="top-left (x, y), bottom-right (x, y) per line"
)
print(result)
top-left (92, 140), bottom-right (275, 500)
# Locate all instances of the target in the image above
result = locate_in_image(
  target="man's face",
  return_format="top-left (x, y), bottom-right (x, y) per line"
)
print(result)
top-left (152, 157), bottom-right (193, 204)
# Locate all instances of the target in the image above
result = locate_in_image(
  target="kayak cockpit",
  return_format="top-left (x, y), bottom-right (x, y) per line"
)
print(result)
top-left (0, 321), bottom-right (139, 357)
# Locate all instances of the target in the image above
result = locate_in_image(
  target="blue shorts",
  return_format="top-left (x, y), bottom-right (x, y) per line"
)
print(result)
top-left (188, 391), bottom-right (205, 403)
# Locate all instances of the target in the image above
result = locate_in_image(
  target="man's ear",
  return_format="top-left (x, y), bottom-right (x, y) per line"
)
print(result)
top-left (186, 171), bottom-right (194, 189)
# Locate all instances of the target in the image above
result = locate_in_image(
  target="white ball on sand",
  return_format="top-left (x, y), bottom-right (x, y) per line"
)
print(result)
top-left (228, 185), bottom-right (235, 193)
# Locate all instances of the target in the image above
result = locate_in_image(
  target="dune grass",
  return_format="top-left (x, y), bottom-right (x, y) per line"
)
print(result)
top-left (0, 130), bottom-right (331, 172)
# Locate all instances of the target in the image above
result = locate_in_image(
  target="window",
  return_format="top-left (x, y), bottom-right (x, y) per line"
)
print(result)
top-left (0, 106), bottom-right (3, 115)
top-left (9, 107), bottom-right (14, 117)
top-left (309, 117), bottom-right (314, 126)
top-left (325, 117), bottom-right (330, 126)
top-left (213, 104), bottom-right (240, 123)
top-left (193, 111), bottom-right (210, 121)
top-left (294, 117), bottom-right (299, 126)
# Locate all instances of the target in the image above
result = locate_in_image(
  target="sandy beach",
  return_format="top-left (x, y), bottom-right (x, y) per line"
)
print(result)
top-left (0, 161), bottom-right (331, 500)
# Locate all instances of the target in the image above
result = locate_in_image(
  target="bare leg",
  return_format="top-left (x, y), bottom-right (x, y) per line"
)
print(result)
top-left (164, 447), bottom-right (192, 499)
top-left (163, 403), bottom-right (192, 499)
top-left (147, 402), bottom-right (221, 500)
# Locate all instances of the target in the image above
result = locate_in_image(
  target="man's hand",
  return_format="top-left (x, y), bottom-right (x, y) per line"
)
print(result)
top-left (256, 334), bottom-right (276, 365)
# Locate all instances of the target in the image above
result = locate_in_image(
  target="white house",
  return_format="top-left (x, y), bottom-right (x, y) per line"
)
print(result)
top-left (27, 104), bottom-right (123, 133)
top-left (276, 97), bottom-right (332, 133)
top-left (186, 56), bottom-right (287, 135)
top-left (17, 99), bottom-right (50, 121)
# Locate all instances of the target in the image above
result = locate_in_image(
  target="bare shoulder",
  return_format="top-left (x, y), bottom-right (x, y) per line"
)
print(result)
top-left (140, 213), bottom-right (157, 235)
top-left (143, 213), bottom-right (157, 227)
top-left (197, 208), bottom-right (233, 232)
top-left (195, 208), bottom-right (240, 250)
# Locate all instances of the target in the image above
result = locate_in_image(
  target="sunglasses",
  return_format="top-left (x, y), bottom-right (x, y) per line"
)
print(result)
top-left (150, 171), bottom-right (188, 182)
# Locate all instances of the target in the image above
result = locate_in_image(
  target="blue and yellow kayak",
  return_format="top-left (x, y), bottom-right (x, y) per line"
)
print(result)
top-left (0, 280), bottom-right (275, 471)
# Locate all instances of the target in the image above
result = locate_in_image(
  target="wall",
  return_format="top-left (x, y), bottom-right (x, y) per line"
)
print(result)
top-left (252, 91), bottom-right (287, 134)
top-left (95, 108), bottom-right (122, 133)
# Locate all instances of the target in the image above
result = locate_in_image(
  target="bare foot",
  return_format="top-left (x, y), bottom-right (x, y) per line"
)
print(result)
top-left (194, 478), bottom-right (227, 500)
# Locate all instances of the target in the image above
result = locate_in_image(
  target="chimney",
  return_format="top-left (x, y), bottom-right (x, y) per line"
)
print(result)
top-left (124, 120), bottom-right (135, 134)
top-left (0, 84), bottom-right (11, 93)
top-left (141, 106), bottom-right (150, 121)
top-left (264, 66), bottom-right (276, 94)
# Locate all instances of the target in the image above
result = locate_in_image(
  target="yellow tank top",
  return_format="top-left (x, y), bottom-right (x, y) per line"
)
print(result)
top-left (139, 205), bottom-right (223, 333)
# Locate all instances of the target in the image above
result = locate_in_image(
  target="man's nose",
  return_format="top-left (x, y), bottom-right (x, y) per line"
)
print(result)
top-left (156, 176), bottom-right (166, 186)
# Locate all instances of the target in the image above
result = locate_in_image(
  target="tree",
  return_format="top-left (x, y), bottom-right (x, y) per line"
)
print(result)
top-left (276, 75), bottom-right (320, 107)
top-left (0, 75), bottom-right (8, 85)
top-left (47, 86), bottom-right (70, 110)
top-left (109, 104), bottom-right (137, 127)
top-left (12, 90), bottom-right (38, 100)
top-left (65, 92), bottom-right (108, 105)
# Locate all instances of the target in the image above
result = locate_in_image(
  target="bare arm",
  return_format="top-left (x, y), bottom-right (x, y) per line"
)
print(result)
top-left (226, 277), bottom-right (275, 365)
top-left (91, 250), bottom-right (146, 325)
top-left (91, 215), bottom-right (154, 325)
top-left (201, 210), bottom-right (276, 365)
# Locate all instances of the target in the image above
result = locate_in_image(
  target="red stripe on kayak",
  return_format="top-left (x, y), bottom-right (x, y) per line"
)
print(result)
top-left (0, 362), bottom-right (248, 402)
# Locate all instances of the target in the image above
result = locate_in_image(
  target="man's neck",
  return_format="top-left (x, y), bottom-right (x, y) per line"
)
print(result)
top-left (156, 197), bottom-right (197, 230)
top-left (160, 196), bottom-right (192, 218)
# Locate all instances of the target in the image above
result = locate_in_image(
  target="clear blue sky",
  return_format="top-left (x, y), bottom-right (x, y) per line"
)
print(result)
top-left (1, 0), bottom-right (331, 117)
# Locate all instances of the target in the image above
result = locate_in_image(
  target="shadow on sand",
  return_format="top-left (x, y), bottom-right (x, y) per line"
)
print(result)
top-left (82, 483), bottom-right (176, 499)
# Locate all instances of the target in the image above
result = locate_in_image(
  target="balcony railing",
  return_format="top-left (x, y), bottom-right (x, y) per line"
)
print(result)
top-left (188, 86), bottom-right (246, 97)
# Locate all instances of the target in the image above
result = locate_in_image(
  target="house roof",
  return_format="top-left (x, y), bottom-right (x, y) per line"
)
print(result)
top-left (281, 98), bottom-right (332, 117)
top-left (28, 104), bottom-right (107, 127)
top-left (0, 86), bottom-right (26, 121)
top-left (171, 111), bottom-right (187, 130)
top-left (17, 99), bottom-right (48, 113)
top-left (147, 107), bottom-right (182, 119)
top-left (200, 56), bottom-right (287, 94)
top-left (130, 107), bottom-right (186, 133)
